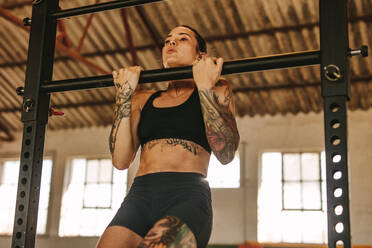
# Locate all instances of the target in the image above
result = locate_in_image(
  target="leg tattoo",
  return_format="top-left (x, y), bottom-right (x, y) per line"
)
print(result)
top-left (138, 216), bottom-right (197, 248)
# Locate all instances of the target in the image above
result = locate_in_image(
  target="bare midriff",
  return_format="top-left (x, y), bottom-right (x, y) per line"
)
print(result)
top-left (135, 139), bottom-right (210, 177)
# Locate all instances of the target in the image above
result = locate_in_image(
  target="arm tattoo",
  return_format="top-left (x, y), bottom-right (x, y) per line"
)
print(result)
top-left (109, 82), bottom-right (134, 154)
top-left (198, 85), bottom-right (240, 164)
top-left (138, 216), bottom-right (197, 248)
top-left (143, 138), bottom-right (201, 155)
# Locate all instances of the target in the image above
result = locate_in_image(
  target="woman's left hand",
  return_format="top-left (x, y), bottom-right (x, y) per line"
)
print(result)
top-left (192, 57), bottom-right (224, 90)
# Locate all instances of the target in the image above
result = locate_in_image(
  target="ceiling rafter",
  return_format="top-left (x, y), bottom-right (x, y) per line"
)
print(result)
top-left (76, 0), bottom-right (101, 53)
top-left (1, 12), bottom-right (371, 69)
top-left (0, 6), bottom-right (109, 74)
top-left (120, 8), bottom-right (138, 65)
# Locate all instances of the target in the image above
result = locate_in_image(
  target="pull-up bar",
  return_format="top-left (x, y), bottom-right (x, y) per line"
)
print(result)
top-left (50, 0), bottom-right (163, 19)
top-left (41, 50), bottom-right (320, 93)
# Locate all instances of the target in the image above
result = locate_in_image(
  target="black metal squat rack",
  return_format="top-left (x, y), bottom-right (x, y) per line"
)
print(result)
top-left (11, 0), bottom-right (368, 247)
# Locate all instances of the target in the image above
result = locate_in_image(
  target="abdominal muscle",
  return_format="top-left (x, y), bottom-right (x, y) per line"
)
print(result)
top-left (135, 138), bottom-right (211, 177)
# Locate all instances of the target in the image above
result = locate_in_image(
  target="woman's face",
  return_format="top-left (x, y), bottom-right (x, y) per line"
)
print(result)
top-left (162, 26), bottom-right (200, 68)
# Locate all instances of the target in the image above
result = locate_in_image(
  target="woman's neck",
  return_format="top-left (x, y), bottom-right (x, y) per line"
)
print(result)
top-left (167, 80), bottom-right (195, 97)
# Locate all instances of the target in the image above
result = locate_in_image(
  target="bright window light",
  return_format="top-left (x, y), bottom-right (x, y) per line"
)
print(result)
top-left (0, 159), bottom-right (52, 235)
top-left (258, 152), bottom-right (327, 244)
top-left (59, 158), bottom-right (127, 237)
top-left (206, 153), bottom-right (240, 188)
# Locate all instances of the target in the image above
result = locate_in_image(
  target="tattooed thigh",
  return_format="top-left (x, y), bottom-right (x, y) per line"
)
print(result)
top-left (137, 216), bottom-right (197, 248)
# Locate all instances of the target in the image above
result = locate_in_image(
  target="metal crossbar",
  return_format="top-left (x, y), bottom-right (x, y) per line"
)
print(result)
top-left (41, 50), bottom-right (320, 93)
top-left (50, 0), bottom-right (164, 19)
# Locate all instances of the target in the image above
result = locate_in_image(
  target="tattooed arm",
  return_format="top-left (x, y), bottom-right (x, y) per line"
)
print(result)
top-left (109, 67), bottom-right (142, 170)
top-left (193, 57), bottom-right (239, 164)
top-left (198, 79), bottom-right (240, 164)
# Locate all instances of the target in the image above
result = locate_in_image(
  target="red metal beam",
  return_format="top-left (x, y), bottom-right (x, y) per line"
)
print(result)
top-left (77, 0), bottom-right (100, 53)
top-left (0, 7), bottom-right (108, 74)
top-left (120, 8), bottom-right (138, 65)
top-left (77, 12), bottom-right (95, 52)
top-left (57, 7), bottom-right (72, 48)
top-left (1, 0), bottom-right (31, 9)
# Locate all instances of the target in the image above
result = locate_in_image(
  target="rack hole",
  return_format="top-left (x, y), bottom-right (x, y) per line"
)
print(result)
top-left (21, 178), bottom-right (27, 185)
top-left (334, 188), bottom-right (343, 198)
top-left (332, 154), bottom-right (342, 163)
top-left (333, 171), bottom-right (342, 180)
top-left (24, 152), bottom-right (30, 158)
top-left (16, 232), bottom-right (22, 239)
top-left (330, 103), bottom-right (340, 113)
top-left (25, 139), bottom-right (31, 145)
top-left (20, 191), bottom-right (26, 198)
top-left (16, 246), bottom-right (20, 248)
top-left (331, 120), bottom-right (341, 129)
top-left (18, 204), bottom-right (24, 211)
top-left (17, 218), bottom-right (23, 225)
top-left (335, 223), bottom-right (344, 233)
top-left (23, 164), bottom-right (28, 171)
top-left (334, 205), bottom-right (343, 215)
top-left (26, 126), bottom-right (32, 133)
top-left (331, 136), bottom-right (341, 146)
top-left (336, 240), bottom-right (344, 248)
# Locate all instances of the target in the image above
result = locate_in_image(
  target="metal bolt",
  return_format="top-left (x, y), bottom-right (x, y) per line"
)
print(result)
top-left (324, 64), bottom-right (342, 82)
top-left (32, 0), bottom-right (43, 5)
top-left (16, 87), bottom-right (24, 96)
top-left (23, 18), bottom-right (32, 26)
top-left (348, 45), bottom-right (369, 57)
top-left (23, 98), bottom-right (34, 113)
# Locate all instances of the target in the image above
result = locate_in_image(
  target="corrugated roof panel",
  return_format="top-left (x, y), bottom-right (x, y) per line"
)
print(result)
top-left (0, 0), bottom-right (371, 134)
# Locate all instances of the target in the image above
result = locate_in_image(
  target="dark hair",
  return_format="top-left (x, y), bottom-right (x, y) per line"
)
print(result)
top-left (180, 25), bottom-right (207, 54)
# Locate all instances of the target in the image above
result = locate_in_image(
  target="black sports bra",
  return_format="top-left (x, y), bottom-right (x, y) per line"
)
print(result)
top-left (137, 87), bottom-right (211, 153)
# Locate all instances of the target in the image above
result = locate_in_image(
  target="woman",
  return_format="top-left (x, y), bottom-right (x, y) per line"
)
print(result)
top-left (97, 25), bottom-right (240, 248)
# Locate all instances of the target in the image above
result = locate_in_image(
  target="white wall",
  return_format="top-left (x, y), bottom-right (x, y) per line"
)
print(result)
top-left (0, 109), bottom-right (371, 247)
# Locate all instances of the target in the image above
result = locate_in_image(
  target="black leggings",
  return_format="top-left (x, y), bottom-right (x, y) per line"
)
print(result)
top-left (107, 172), bottom-right (213, 248)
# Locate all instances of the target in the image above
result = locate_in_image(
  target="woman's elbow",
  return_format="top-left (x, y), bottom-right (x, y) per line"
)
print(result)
top-left (112, 155), bottom-right (131, 170)
top-left (215, 139), bottom-right (240, 165)
top-left (215, 150), bottom-right (236, 165)
top-left (216, 155), bottom-right (234, 165)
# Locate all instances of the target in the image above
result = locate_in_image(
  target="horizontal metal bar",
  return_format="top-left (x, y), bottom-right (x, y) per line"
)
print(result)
top-left (50, 0), bottom-right (164, 19)
top-left (42, 50), bottom-right (320, 93)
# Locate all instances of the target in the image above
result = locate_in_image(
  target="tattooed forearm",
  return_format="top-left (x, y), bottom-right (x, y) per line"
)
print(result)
top-left (143, 138), bottom-right (201, 155)
top-left (198, 86), bottom-right (240, 164)
top-left (109, 83), bottom-right (134, 154)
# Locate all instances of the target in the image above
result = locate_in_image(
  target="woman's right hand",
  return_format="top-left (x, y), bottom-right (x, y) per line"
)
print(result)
top-left (112, 66), bottom-right (143, 100)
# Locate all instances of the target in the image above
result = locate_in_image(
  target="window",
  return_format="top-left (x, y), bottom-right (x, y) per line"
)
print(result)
top-left (59, 158), bottom-right (127, 236)
top-left (0, 158), bottom-right (53, 235)
top-left (282, 153), bottom-right (323, 211)
top-left (207, 153), bottom-right (240, 188)
top-left (258, 152), bottom-right (327, 244)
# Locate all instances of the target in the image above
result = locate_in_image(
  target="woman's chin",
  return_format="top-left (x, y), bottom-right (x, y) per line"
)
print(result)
top-left (164, 61), bottom-right (192, 68)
